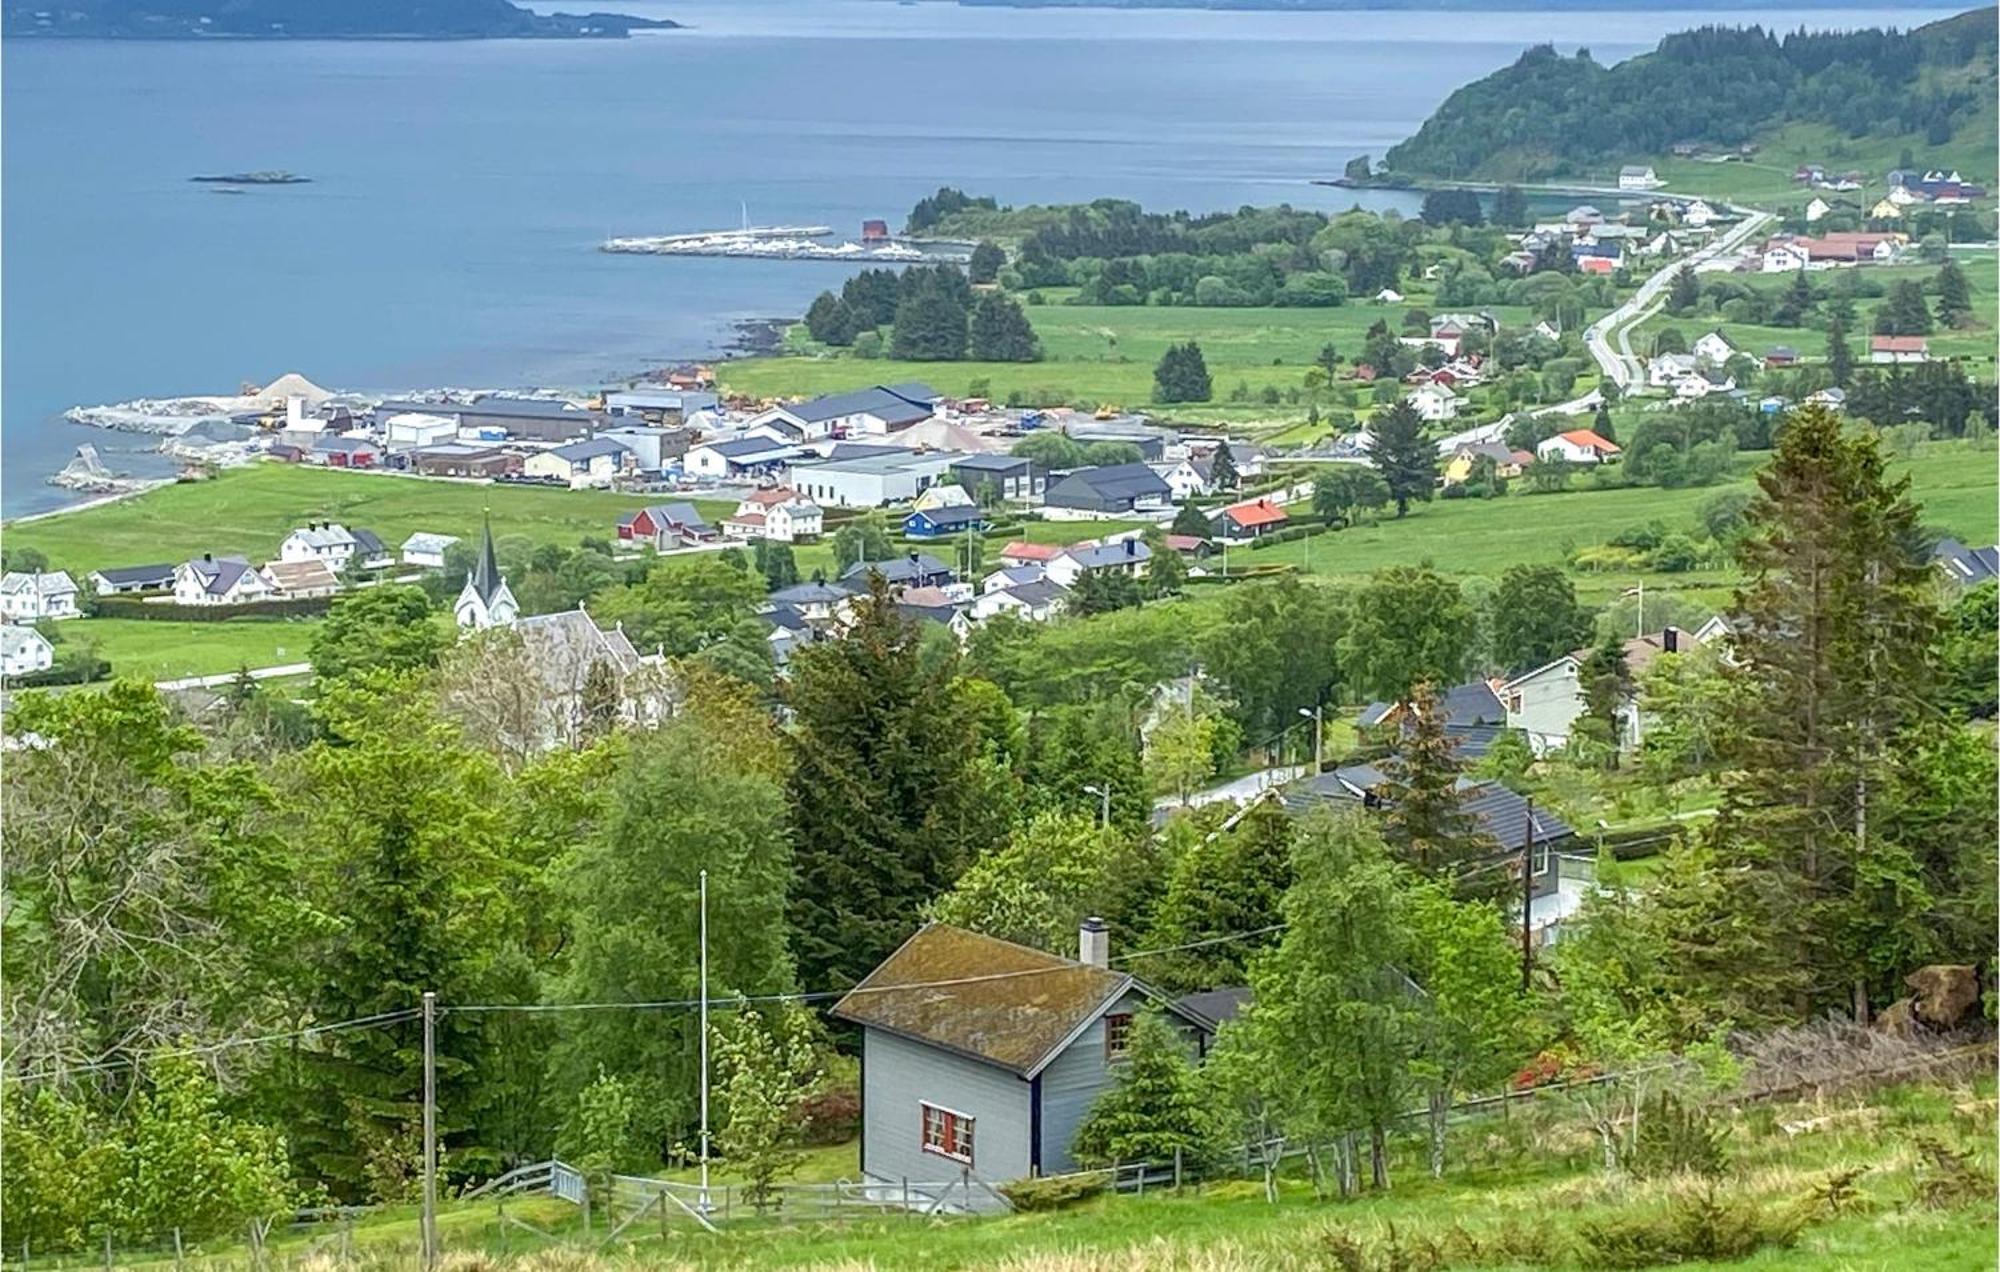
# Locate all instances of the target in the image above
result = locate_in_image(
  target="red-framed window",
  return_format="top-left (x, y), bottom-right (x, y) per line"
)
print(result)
top-left (921, 1102), bottom-right (974, 1164)
top-left (1104, 1012), bottom-right (1134, 1062)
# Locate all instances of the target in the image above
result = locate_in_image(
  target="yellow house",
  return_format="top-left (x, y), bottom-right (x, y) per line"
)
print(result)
top-left (1869, 198), bottom-right (1903, 220)
top-left (1443, 442), bottom-right (1531, 487)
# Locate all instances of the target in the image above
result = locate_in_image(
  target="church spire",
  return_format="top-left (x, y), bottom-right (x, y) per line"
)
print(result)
top-left (471, 511), bottom-right (502, 603)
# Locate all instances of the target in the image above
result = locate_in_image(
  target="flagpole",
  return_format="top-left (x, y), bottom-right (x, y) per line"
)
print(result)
top-left (699, 868), bottom-right (710, 1211)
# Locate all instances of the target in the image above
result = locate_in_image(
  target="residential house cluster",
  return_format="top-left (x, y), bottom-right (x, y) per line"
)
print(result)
top-left (81, 521), bottom-right (467, 612)
top-left (0, 570), bottom-right (82, 677)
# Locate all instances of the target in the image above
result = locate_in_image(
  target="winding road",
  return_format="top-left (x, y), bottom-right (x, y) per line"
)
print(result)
top-left (1580, 202), bottom-right (1777, 395)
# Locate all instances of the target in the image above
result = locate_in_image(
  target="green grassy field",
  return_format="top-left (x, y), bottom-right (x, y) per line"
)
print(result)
top-left (719, 293), bottom-right (1579, 422)
top-left (1643, 117), bottom-right (1998, 210)
top-left (1632, 264), bottom-right (1999, 371)
top-left (4, 467), bottom-right (735, 578)
top-left (61, 616), bottom-right (325, 682)
top-left (1252, 440), bottom-right (1995, 602)
top-left (85, 1075), bottom-right (1996, 1271)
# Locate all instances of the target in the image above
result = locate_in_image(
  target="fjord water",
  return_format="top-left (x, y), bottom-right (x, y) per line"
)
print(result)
top-left (0, 2), bottom-right (1955, 514)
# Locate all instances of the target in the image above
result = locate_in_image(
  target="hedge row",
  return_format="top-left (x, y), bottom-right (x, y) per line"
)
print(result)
top-left (11, 658), bottom-right (112, 688)
top-left (1246, 521), bottom-right (1333, 550)
top-left (91, 596), bottom-right (333, 622)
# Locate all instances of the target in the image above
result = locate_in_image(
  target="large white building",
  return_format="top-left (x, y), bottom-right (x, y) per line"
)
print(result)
top-left (790, 450), bottom-right (961, 509)
top-left (174, 556), bottom-right (274, 607)
top-left (722, 488), bottom-right (825, 543)
top-left (0, 571), bottom-right (81, 623)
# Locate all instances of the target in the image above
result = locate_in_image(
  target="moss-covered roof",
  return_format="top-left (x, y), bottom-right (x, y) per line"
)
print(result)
top-left (831, 923), bottom-right (1129, 1076)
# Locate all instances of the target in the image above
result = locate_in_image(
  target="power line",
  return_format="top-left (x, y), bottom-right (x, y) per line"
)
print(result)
top-left (4, 1008), bottom-right (423, 1085)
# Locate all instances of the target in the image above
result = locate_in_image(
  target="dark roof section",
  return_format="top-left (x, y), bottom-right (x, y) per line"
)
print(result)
top-left (1175, 986), bottom-right (1253, 1030)
top-left (1278, 767), bottom-right (1572, 852)
top-left (1934, 537), bottom-right (1999, 585)
top-left (830, 923), bottom-right (1131, 1076)
top-left (839, 552), bottom-right (954, 586)
top-left (769, 579), bottom-right (855, 606)
top-left (1044, 462), bottom-right (1173, 511)
top-left (1359, 680), bottom-right (1505, 729)
top-left (92, 563), bottom-right (176, 586)
top-left (350, 528), bottom-right (387, 557)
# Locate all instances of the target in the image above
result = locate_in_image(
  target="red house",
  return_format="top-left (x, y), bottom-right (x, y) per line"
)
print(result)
top-left (861, 219), bottom-right (890, 243)
top-left (314, 437), bottom-right (379, 468)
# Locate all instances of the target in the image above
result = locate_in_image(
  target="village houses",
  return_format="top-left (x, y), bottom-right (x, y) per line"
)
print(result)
top-left (0, 570), bottom-right (82, 623)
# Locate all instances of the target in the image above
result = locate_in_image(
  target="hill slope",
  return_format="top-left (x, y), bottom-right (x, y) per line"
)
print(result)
top-left (1383, 7), bottom-right (1996, 181)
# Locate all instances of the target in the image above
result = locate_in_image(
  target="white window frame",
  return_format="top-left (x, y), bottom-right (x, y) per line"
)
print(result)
top-left (920, 1101), bottom-right (975, 1165)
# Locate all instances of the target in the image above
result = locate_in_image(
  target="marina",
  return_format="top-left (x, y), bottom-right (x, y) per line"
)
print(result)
top-left (602, 224), bottom-right (972, 264)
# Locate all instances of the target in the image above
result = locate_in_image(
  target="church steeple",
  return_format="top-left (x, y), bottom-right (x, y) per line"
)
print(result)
top-left (455, 511), bottom-right (519, 630)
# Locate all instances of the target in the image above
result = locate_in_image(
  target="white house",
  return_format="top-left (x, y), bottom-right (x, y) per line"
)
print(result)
top-left (0, 571), bottom-right (81, 622)
top-left (1152, 459), bottom-right (1211, 502)
top-left (746, 383), bottom-right (937, 441)
top-left (1373, 288), bottom-right (1404, 304)
top-left (1804, 197), bottom-right (1832, 224)
top-left (279, 523), bottom-right (358, 568)
top-left (1870, 336), bottom-right (1930, 364)
top-left (401, 533), bottom-right (460, 570)
top-left (1682, 200), bottom-right (1718, 228)
top-left (0, 625), bottom-right (55, 678)
top-left (1618, 165), bottom-right (1663, 191)
top-left (523, 437), bottom-right (628, 489)
top-left (173, 556), bottom-right (273, 607)
top-left (1674, 371), bottom-right (1733, 400)
top-left (722, 488), bottom-right (824, 543)
top-left (1806, 386), bottom-right (1848, 410)
top-left (1410, 383), bottom-right (1460, 422)
top-left (968, 578), bottom-right (1069, 624)
top-left (1536, 429), bottom-right (1622, 466)
top-left (1691, 332), bottom-right (1736, 368)
top-left (1761, 242), bottom-right (1809, 273)
top-left (1045, 539), bottom-right (1151, 589)
top-left (1647, 352), bottom-right (1699, 388)
top-left (911, 483), bottom-right (975, 513)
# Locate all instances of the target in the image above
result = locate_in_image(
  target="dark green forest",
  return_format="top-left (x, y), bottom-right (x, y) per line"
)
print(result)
top-left (1384, 8), bottom-right (1997, 179)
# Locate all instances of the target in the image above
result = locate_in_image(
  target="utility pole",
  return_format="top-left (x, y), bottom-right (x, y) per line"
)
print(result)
top-left (421, 990), bottom-right (438, 1271)
top-left (699, 868), bottom-right (712, 1211)
top-left (1520, 801), bottom-right (1536, 993)
top-left (1083, 783), bottom-right (1110, 829)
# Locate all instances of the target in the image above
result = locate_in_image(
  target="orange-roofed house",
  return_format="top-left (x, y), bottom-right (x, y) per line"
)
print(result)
top-left (998, 541), bottom-right (1065, 568)
top-left (1536, 428), bottom-right (1623, 466)
top-left (1208, 497), bottom-right (1291, 541)
top-left (1869, 335), bottom-right (1930, 364)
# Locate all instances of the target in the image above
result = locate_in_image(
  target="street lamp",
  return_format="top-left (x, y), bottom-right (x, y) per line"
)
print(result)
top-left (1298, 705), bottom-right (1324, 775)
top-left (1082, 783), bottom-right (1111, 829)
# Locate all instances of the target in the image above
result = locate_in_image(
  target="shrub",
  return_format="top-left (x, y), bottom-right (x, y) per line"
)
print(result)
top-left (1627, 1089), bottom-right (1729, 1178)
top-left (998, 1170), bottom-right (1111, 1211)
top-left (1909, 1134), bottom-right (1993, 1209)
top-left (1578, 1184), bottom-right (1802, 1268)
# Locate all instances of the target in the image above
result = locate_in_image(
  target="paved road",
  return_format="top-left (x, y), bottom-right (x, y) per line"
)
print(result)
top-left (155, 662), bottom-right (311, 691)
top-left (1581, 202), bottom-right (1776, 395)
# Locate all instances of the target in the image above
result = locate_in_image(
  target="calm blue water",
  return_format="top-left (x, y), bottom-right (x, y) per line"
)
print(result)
top-left (1, 2), bottom-right (1956, 514)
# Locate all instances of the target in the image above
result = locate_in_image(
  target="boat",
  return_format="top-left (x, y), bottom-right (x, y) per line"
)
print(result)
top-left (189, 171), bottom-right (312, 185)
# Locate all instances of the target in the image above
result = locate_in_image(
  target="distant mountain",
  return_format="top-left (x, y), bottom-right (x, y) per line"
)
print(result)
top-left (5, 0), bottom-right (676, 38)
top-left (959, 0), bottom-right (1955, 8)
top-left (1383, 7), bottom-right (1997, 180)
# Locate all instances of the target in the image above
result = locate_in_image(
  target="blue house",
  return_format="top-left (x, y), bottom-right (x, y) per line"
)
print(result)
top-left (903, 503), bottom-right (987, 539)
top-left (832, 922), bottom-right (1219, 1202)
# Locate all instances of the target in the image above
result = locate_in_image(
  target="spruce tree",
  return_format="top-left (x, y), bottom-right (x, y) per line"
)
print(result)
top-left (968, 292), bottom-right (1041, 362)
top-left (1933, 258), bottom-right (1972, 327)
top-left (1667, 265), bottom-right (1700, 314)
top-left (1171, 501), bottom-right (1211, 538)
top-left (785, 577), bottom-right (1008, 989)
top-left (1824, 309), bottom-right (1855, 387)
top-left (1592, 400), bottom-right (1617, 444)
top-left (1375, 681), bottom-right (1491, 881)
top-left (1154, 341), bottom-right (1212, 404)
top-left (1370, 400), bottom-right (1436, 517)
top-left (1709, 405), bottom-right (1945, 1019)
top-left (1071, 1009), bottom-right (1216, 1168)
top-left (1209, 441), bottom-right (1239, 491)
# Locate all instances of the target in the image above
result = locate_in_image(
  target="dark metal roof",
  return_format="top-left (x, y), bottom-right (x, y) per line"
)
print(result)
top-left (840, 553), bottom-right (953, 585)
top-left (1175, 986), bottom-right (1253, 1030)
top-left (92, 563), bottom-right (176, 586)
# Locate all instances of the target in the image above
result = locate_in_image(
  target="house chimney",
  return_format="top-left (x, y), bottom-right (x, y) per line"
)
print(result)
top-left (1124, 538), bottom-right (1135, 557)
top-left (203, 552), bottom-right (213, 563)
top-left (1663, 625), bottom-right (1681, 653)
top-left (1079, 916), bottom-right (1109, 969)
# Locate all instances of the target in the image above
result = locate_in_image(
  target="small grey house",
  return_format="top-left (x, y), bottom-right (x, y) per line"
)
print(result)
top-left (830, 922), bottom-right (1215, 1201)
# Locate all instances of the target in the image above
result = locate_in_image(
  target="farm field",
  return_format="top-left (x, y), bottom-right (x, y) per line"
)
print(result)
top-left (719, 293), bottom-right (1591, 422)
top-left (62, 616), bottom-right (324, 682)
top-left (1255, 440), bottom-right (1996, 600)
top-left (4, 466), bottom-right (736, 578)
top-left (1643, 117), bottom-right (1998, 209)
top-left (1632, 263), bottom-right (1999, 371)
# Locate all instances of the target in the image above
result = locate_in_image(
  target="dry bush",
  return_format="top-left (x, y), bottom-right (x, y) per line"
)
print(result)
top-left (1735, 1021), bottom-right (1992, 1102)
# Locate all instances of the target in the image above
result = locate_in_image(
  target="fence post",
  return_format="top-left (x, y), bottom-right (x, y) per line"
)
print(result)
top-left (1174, 1146), bottom-right (1183, 1190)
top-left (174, 1227), bottom-right (185, 1272)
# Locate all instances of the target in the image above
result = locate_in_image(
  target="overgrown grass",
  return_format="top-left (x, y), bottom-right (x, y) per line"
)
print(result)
top-left (88, 1075), bottom-right (1995, 1270)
